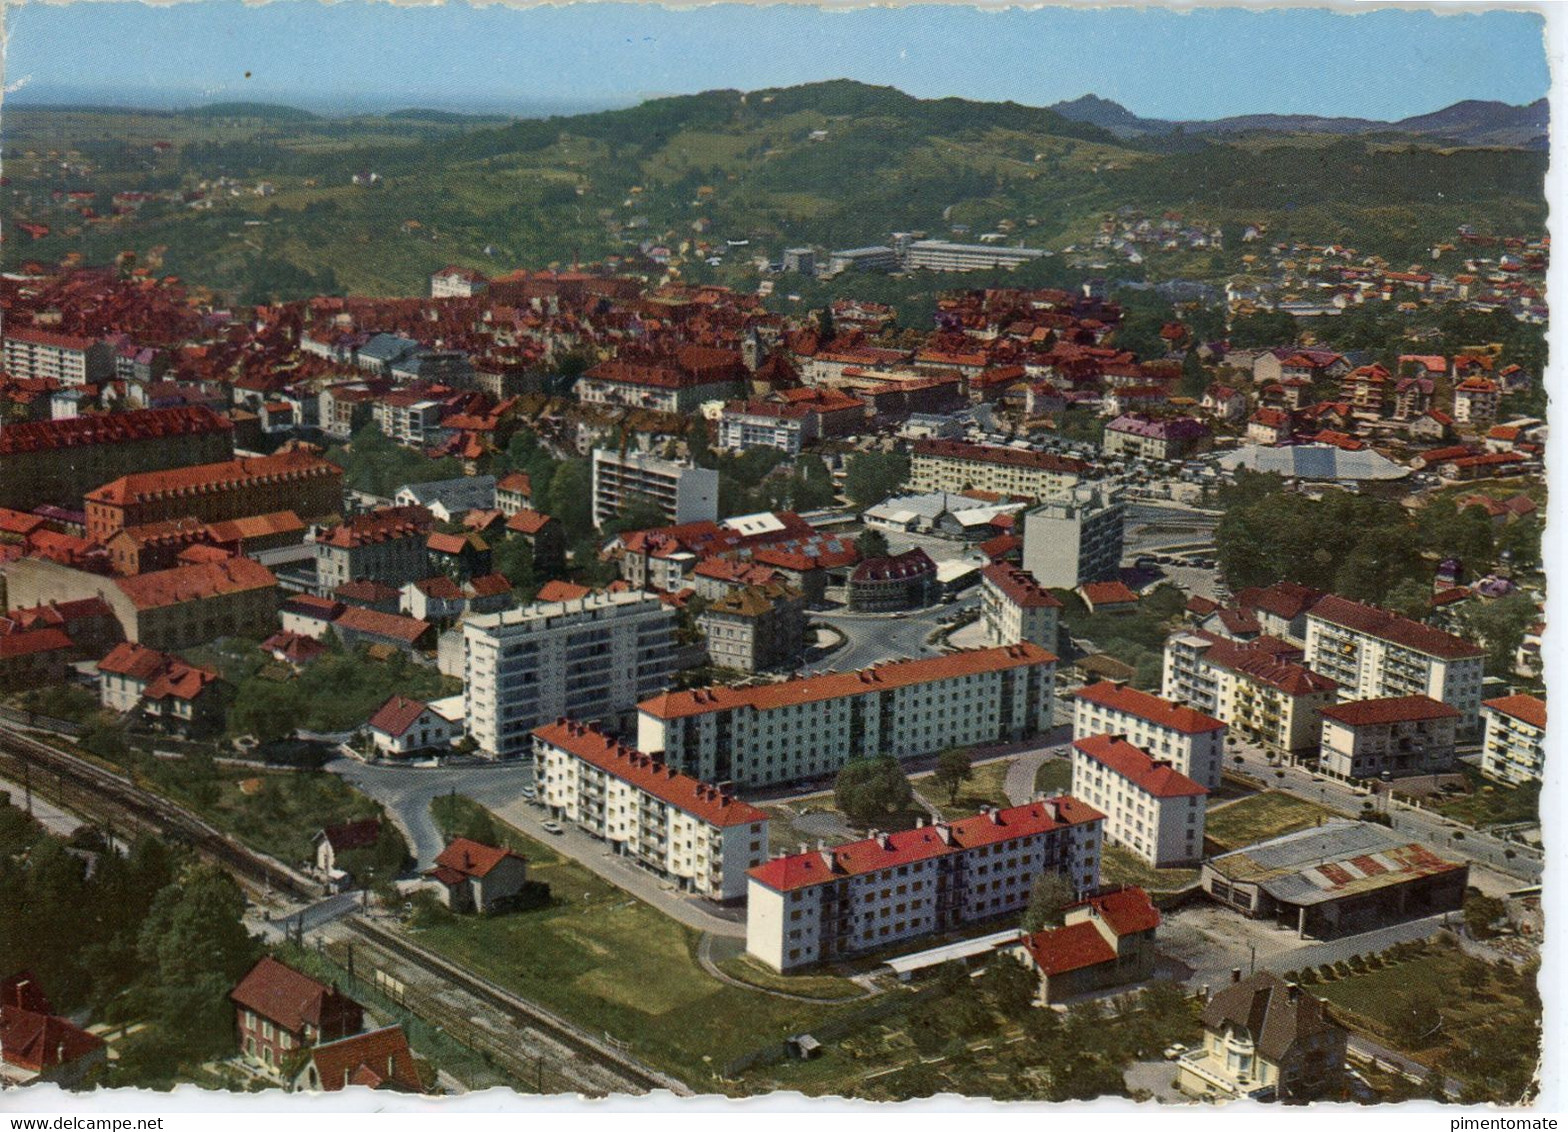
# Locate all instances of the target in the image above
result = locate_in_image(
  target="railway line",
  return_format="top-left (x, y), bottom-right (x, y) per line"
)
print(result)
top-left (0, 723), bottom-right (689, 1097)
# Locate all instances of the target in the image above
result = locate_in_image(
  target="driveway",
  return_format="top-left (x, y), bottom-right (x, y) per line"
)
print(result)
top-left (1003, 746), bottom-right (1068, 805)
top-left (1124, 1059), bottom-right (1190, 1104)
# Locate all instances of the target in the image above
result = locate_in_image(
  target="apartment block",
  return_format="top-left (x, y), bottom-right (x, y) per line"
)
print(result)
top-left (533, 719), bottom-right (770, 901)
top-left (1020, 483), bottom-right (1126, 590)
top-left (1071, 735), bottom-right (1207, 867)
top-left (312, 506), bottom-right (435, 593)
top-left (0, 406), bottom-right (235, 512)
top-left (1480, 693), bottom-right (1546, 785)
top-left (1072, 681), bottom-right (1226, 790)
top-left (899, 240), bottom-right (1047, 273)
top-left (1304, 595), bottom-right (1486, 736)
top-left (462, 590), bottom-right (677, 758)
top-left (639, 643), bottom-right (1057, 789)
top-left (2, 327), bottom-right (113, 386)
top-left (590, 448), bottom-right (719, 529)
top-left (85, 449), bottom-right (343, 541)
top-left (697, 582), bottom-right (806, 675)
top-left (909, 439), bottom-right (1091, 501)
top-left (1163, 632), bottom-right (1338, 760)
top-left (1318, 696), bottom-right (1461, 783)
top-left (746, 797), bottom-right (1103, 971)
top-left (716, 401), bottom-right (812, 455)
top-left (372, 393), bottom-right (444, 446)
top-left (979, 563), bottom-right (1061, 651)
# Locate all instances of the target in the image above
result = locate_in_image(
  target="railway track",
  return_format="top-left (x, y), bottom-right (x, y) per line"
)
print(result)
top-left (344, 916), bottom-right (690, 1096)
top-left (0, 724), bottom-right (689, 1097)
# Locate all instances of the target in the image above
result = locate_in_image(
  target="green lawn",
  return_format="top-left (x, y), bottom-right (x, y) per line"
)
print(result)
top-left (182, 766), bottom-right (390, 866)
top-left (715, 951), bottom-right (866, 1002)
top-left (1034, 758), bottom-right (1073, 796)
top-left (912, 758), bottom-right (1014, 820)
top-left (1100, 843), bottom-right (1200, 893)
top-left (1425, 764), bottom-right (1541, 829)
top-left (1203, 791), bottom-right (1339, 852)
top-left (408, 806), bottom-right (855, 1088)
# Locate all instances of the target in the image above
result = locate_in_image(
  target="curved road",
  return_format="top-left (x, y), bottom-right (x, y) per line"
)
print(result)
top-left (812, 591), bottom-right (981, 672)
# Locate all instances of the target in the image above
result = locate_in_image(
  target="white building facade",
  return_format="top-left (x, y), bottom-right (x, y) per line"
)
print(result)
top-left (532, 720), bottom-right (769, 901)
top-left (1071, 735), bottom-right (1207, 867)
top-left (1480, 694), bottom-right (1546, 785)
top-left (1021, 484), bottom-right (1127, 589)
top-left (746, 797), bottom-right (1104, 971)
top-left (590, 448), bottom-right (720, 529)
top-left (639, 644), bottom-right (1057, 789)
top-left (979, 563), bottom-right (1062, 651)
top-left (463, 590), bottom-right (678, 758)
top-left (1073, 681), bottom-right (1226, 790)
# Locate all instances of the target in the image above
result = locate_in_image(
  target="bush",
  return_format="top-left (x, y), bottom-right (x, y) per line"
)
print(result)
top-left (488, 880), bottom-right (553, 914)
top-left (1298, 968), bottom-right (1319, 986)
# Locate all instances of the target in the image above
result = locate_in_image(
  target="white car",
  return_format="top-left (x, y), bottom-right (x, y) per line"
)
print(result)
top-left (1163, 1044), bottom-right (1188, 1061)
top-left (541, 820), bottom-right (565, 836)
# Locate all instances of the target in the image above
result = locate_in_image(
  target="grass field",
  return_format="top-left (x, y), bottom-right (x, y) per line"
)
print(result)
top-left (1034, 758), bottom-right (1073, 796)
top-left (1100, 843), bottom-right (1200, 892)
top-left (714, 951), bottom-right (867, 1002)
top-left (408, 806), bottom-right (856, 1087)
top-left (1425, 764), bottom-right (1541, 829)
top-left (1203, 791), bottom-right (1339, 852)
top-left (911, 758), bottom-right (1014, 820)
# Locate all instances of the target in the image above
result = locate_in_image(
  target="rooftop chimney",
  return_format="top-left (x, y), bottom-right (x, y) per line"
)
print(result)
top-left (1231, 968), bottom-right (1243, 984)
top-left (1286, 983), bottom-right (1301, 1003)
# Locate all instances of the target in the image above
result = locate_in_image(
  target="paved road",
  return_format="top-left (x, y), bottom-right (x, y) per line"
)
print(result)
top-left (1003, 746), bottom-right (1066, 805)
top-left (1346, 1035), bottom-right (1462, 1099)
top-left (811, 592), bottom-right (980, 672)
top-left (253, 890), bottom-right (364, 943)
top-left (0, 773), bottom-right (85, 840)
top-left (1223, 737), bottom-right (1542, 883)
top-left (328, 757), bottom-right (536, 868)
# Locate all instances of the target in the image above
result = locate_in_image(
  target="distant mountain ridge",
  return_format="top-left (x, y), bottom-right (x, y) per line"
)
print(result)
top-left (1050, 94), bottom-right (1548, 148)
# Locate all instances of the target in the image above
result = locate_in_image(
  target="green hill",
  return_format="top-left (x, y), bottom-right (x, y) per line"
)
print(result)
top-left (4, 80), bottom-right (1547, 301)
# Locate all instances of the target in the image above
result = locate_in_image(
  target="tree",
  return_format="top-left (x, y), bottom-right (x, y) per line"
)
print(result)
top-left (843, 451), bottom-right (911, 509)
top-left (1178, 348), bottom-right (1209, 399)
top-left (1462, 891), bottom-right (1507, 940)
top-left (1228, 310), bottom-right (1299, 349)
top-left (834, 757), bottom-right (913, 827)
top-left (932, 747), bottom-right (974, 805)
top-left (1461, 591), bottom-right (1540, 676)
top-left (980, 952), bottom-right (1038, 1016)
top-left (1021, 871), bottom-right (1075, 933)
top-left (548, 459), bottom-right (594, 540)
top-left (855, 527), bottom-right (890, 560)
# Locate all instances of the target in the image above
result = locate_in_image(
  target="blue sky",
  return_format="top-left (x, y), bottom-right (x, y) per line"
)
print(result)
top-left (3, 2), bottom-right (1550, 120)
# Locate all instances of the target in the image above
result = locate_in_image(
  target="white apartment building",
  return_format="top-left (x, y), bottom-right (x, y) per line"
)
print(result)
top-left (1480, 693), bottom-right (1546, 785)
top-left (1318, 696), bottom-right (1461, 783)
top-left (979, 562), bottom-right (1061, 651)
top-left (372, 395), bottom-right (444, 446)
top-left (716, 402), bottom-right (811, 455)
top-left (430, 266), bottom-right (489, 300)
top-left (1073, 681), bottom-right (1226, 790)
top-left (2, 327), bottom-right (113, 386)
top-left (533, 719), bottom-right (770, 901)
top-left (746, 797), bottom-right (1104, 971)
top-left (591, 448), bottom-right (719, 529)
top-left (1163, 632), bottom-right (1338, 760)
top-left (909, 439), bottom-right (1090, 500)
top-left (900, 240), bottom-right (1047, 273)
top-left (463, 590), bottom-right (678, 758)
top-left (311, 506), bottom-right (433, 593)
top-left (1304, 595), bottom-right (1486, 737)
top-left (639, 643), bottom-right (1058, 789)
top-left (1071, 735), bottom-right (1207, 867)
top-left (1021, 483), bottom-right (1127, 588)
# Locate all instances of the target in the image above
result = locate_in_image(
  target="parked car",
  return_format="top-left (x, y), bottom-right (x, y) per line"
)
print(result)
top-left (541, 820), bottom-right (564, 835)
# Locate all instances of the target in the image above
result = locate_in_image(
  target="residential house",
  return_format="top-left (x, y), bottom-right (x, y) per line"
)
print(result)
top-left (495, 472), bottom-right (533, 516)
top-left (1006, 886), bottom-right (1161, 1005)
top-left (1452, 377), bottom-right (1501, 426)
top-left (1177, 971), bottom-right (1347, 1103)
top-left (96, 641), bottom-right (224, 734)
top-left (312, 506), bottom-right (434, 593)
top-left (313, 818), bottom-right (383, 889)
top-left (366, 694), bottom-right (459, 758)
top-left (503, 509), bottom-right (564, 576)
top-left (979, 563), bottom-right (1061, 652)
top-left (423, 837), bottom-right (530, 913)
top-left (1072, 681), bottom-right (1225, 790)
top-left (294, 1026), bottom-right (423, 1094)
top-left (1318, 696), bottom-right (1461, 783)
top-left (697, 581), bottom-right (806, 674)
top-left (230, 957), bottom-right (364, 1078)
top-left (0, 975), bottom-right (107, 1088)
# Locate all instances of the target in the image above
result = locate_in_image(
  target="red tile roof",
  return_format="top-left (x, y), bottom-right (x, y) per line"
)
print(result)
top-left (229, 957), bottom-right (355, 1035)
top-left (333, 606), bottom-right (430, 646)
top-left (316, 506), bottom-right (431, 549)
top-left (505, 509), bottom-right (554, 536)
top-left (1074, 885), bottom-right (1161, 936)
top-left (748, 797), bottom-right (1103, 894)
top-left (0, 1006), bottom-right (105, 1073)
top-left (1073, 735), bottom-right (1207, 798)
top-left (1309, 594), bottom-right (1485, 660)
top-left (1074, 682), bottom-right (1225, 734)
top-left (1236, 580), bottom-right (1325, 622)
top-left (535, 720), bottom-right (767, 827)
top-left (319, 818), bottom-right (381, 853)
top-left (86, 449), bottom-right (339, 507)
top-left (496, 472), bottom-right (532, 495)
top-left (367, 695), bottom-right (432, 737)
top-left (1321, 695), bottom-right (1462, 727)
top-left (641, 643), bottom-right (1056, 720)
top-left (467, 572), bottom-right (512, 598)
top-left (1193, 633), bottom-right (1336, 697)
top-left (0, 627), bottom-right (73, 660)
top-left (1020, 919), bottom-right (1117, 976)
top-left (114, 557), bottom-right (276, 611)
top-left (431, 837), bottom-right (526, 880)
top-left (304, 1026), bottom-right (422, 1093)
top-left (1483, 693), bottom-right (1545, 730)
top-left (536, 580), bottom-right (592, 603)
top-left (981, 563), bottom-right (1062, 609)
top-left (1079, 580), bottom-right (1139, 607)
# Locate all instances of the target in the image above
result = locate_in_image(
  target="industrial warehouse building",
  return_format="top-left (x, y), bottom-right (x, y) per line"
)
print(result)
top-left (1201, 822), bottom-right (1467, 939)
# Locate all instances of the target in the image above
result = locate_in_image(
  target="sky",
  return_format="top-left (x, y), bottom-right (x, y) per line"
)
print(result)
top-left (1, 2), bottom-right (1551, 121)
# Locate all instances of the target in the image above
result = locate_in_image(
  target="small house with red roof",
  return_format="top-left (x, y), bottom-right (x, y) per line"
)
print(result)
top-left (0, 627), bottom-right (75, 690)
top-left (1004, 886), bottom-right (1161, 1005)
top-left (1071, 736), bottom-right (1207, 866)
top-left (424, 837), bottom-right (530, 913)
top-left (1077, 579), bottom-right (1139, 616)
top-left (229, 957), bottom-right (364, 1078)
top-left (367, 694), bottom-right (458, 758)
top-left (0, 972), bottom-right (107, 1088)
top-left (96, 640), bottom-right (224, 733)
top-left (503, 508), bottom-right (564, 576)
top-left (313, 818), bottom-right (384, 884)
top-left (294, 1025), bottom-right (424, 1093)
